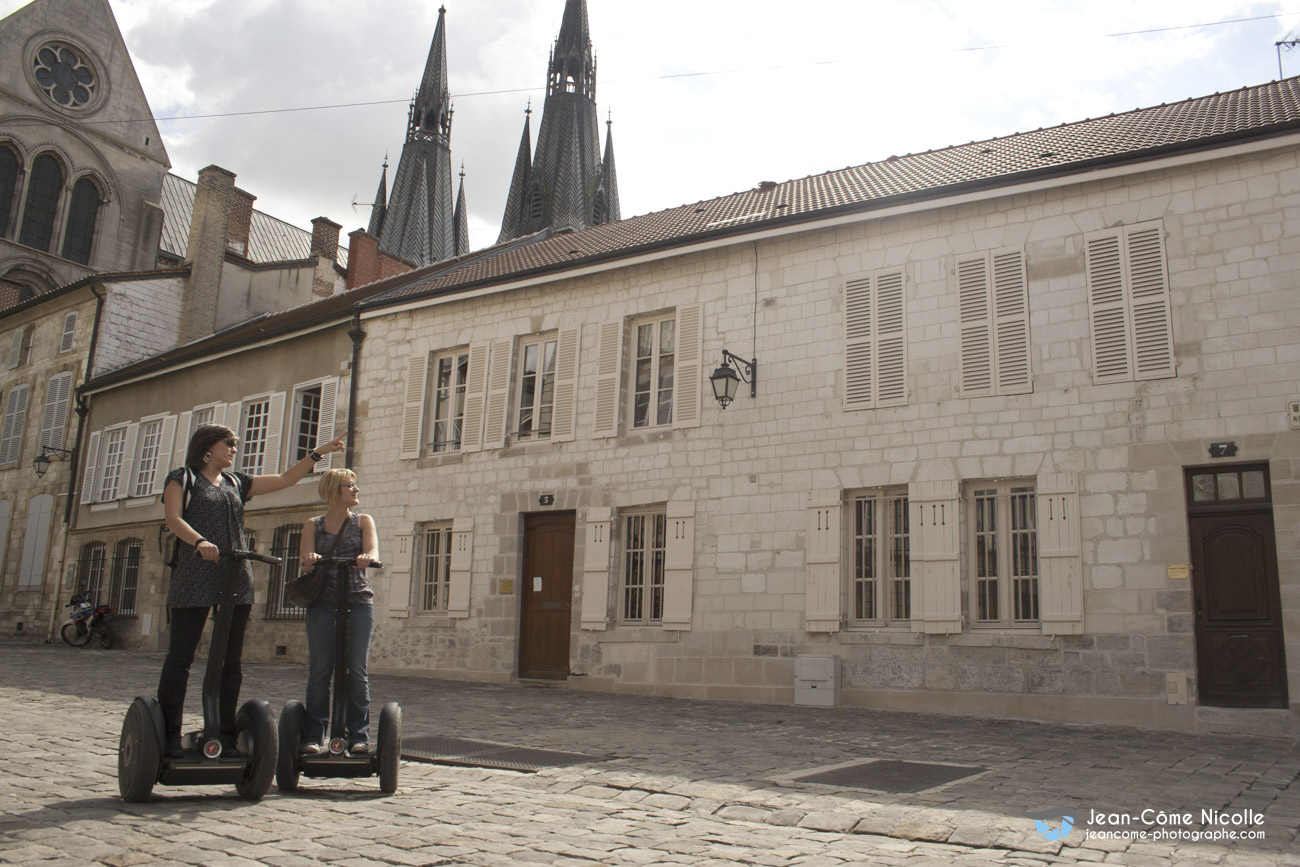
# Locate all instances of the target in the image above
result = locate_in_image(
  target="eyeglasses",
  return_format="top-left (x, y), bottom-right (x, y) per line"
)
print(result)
top-left (223, 438), bottom-right (237, 447)
top-left (342, 483), bottom-right (360, 491)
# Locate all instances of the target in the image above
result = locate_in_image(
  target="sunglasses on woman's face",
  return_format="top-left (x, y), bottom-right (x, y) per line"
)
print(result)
top-left (223, 438), bottom-right (238, 447)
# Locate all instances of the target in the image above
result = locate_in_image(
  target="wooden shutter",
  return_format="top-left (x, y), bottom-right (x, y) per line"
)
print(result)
top-left (153, 415), bottom-right (178, 495)
top-left (482, 339), bottom-right (514, 450)
top-left (843, 275), bottom-right (873, 407)
top-left (39, 372), bottom-right (72, 451)
top-left (116, 423), bottom-right (140, 500)
top-left (1037, 473), bottom-right (1083, 635)
top-left (805, 491), bottom-right (842, 632)
top-left (875, 270), bottom-right (907, 406)
top-left (8, 329), bottom-right (24, 369)
top-left (80, 430), bottom-right (102, 504)
top-left (1126, 224), bottom-right (1174, 381)
top-left (910, 480), bottom-right (961, 633)
top-left (59, 313), bottom-right (78, 352)
top-left (550, 328), bottom-right (580, 442)
top-left (446, 517), bottom-right (473, 618)
top-left (172, 411), bottom-right (192, 470)
top-left (844, 269), bottom-right (907, 408)
top-left (399, 354), bottom-right (428, 460)
top-left (673, 303), bottom-right (703, 428)
top-left (661, 501), bottom-right (694, 630)
top-left (17, 494), bottom-right (53, 587)
top-left (316, 377), bottom-right (339, 471)
top-left (262, 391), bottom-right (286, 474)
top-left (460, 342), bottom-right (490, 453)
top-left (992, 249), bottom-right (1031, 393)
top-left (1085, 232), bottom-right (1130, 383)
top-left (592, 319), bottom-right (623, 438)
top-left (0, 384), bottom-right (29, 464)
top-left (388, 532), bottom-right (413, 617)
top-left (579, 507), bottom-right (613, 630)
top-left (0, 499), bottom-right (10, 580)
top-left (211, 402), bottom-right (227, 427)
top-left (957, 254), bottom-right (993, 395)
top-left (1086, 223), bottom-right (1172, 384)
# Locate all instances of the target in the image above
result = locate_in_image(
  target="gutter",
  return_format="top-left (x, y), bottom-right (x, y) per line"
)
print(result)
top-left (346, 310), bottom-right (365, 468)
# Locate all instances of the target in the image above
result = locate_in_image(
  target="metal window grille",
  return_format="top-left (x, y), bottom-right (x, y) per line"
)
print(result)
top-left (75, 542), bottom-right (106, 603)
top-left (239, 399), bottom-right (269, 474)
top-left (265, 525), bottom-right (304, 620)
top-left (1010, 487), bottom-right (1039, 622)
top-left (632, 319), bottom-right (674, 429)
top-left (622, 512), bottom-right (665, 623)
top-left (107, 539), bottom-right (140, 616)
top-left (293, 387), bottom-right (321, 464)
top-left (420, 525), bottom-right (452, 612)
top-left (132, 420), bottom-right (162, 498)
top-left (974, 489), bottom-right (998, 622)
top-left (853, 493), bottom-right (910, 624)
top-left (971, 485), bottom-right (1039, 625)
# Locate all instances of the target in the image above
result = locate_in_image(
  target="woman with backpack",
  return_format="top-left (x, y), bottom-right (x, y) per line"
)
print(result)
top-left (157, 423), bottom-right (346, 758)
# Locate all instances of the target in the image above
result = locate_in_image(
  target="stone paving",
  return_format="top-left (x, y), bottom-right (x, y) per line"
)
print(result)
top-left (1, 642), bottom-right (1297, 866)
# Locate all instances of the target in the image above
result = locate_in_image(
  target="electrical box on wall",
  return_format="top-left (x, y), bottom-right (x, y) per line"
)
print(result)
top-left (794, 656), bottom-right (840, 707)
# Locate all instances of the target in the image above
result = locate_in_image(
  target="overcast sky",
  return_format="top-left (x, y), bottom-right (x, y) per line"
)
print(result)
top-left (5, 0), bottom-right (1298, 252)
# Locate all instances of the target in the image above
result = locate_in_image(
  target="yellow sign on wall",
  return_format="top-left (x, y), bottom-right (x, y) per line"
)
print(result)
top-left (1167, 564), bottom-right (1189, 580)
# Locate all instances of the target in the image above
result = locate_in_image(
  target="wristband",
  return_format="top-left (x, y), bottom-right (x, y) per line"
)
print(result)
top-left (194, 538), bottom-right (207, 548)
top-left (309, 450), bottom-right (323, 462)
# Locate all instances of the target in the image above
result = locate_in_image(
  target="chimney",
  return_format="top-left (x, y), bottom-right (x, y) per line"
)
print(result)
top-left (346, 228), bottom-right (378, 290)
top-left (226, 187), bottom-right (256, 256)
top-left (180, 165), bottom-right (236, 344)
top-left (311, 217), bottom-right (341, 262)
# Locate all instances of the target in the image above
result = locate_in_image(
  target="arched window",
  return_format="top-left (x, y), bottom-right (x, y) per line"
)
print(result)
top-left (76, 541), bottom-right (106, 602)
top-left (19, 154), bottom-right (62, 253)
top-left (0, 146), bottom-right (19, 238)
top-left (61, 177), bottom-right (100, 264)
top-left (109, 539), bottom-right (141, 616)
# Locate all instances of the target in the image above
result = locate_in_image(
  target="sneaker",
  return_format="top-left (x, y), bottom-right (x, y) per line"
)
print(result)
top-left (349, 742), bottom-right (369, 755)
top-left (301, 742), bottom-right (323, 755)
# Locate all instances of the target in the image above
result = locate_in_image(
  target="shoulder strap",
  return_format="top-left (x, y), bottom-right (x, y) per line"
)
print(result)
top-left (180, 468), bottom-right (196, 515)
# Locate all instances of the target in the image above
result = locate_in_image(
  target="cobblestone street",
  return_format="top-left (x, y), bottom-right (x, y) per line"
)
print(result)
top-left (1, 643), bottom-right (1297, 866)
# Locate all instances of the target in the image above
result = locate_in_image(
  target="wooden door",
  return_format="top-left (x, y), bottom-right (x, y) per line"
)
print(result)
top-left (1186, 466), bottom-right (1287, 708)
top-left (518, 512), bottom-right (575, 679)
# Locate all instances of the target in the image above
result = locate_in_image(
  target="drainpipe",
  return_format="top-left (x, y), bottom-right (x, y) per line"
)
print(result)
top-left (346, 310), bottom-right (365, 468)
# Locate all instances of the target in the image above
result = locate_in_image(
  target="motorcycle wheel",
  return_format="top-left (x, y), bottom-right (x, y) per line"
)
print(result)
top-left (96, 619), bottom-right (114, 650)
top-left (61, 621), bottom-right (92, 647)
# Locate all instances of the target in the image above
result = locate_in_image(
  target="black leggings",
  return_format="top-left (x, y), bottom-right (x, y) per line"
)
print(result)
top-left (156, 605), bottom-right (251, 738)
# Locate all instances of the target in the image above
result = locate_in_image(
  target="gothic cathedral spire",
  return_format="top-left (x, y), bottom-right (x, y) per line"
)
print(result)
top-left (374, 5), bottom-right (463, 265)
top-left (498, 0), bottom-right (619, 243)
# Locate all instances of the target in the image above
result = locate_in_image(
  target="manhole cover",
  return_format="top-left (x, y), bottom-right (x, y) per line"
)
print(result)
top-left (794, 760), bottom-right (984, 793)
top-left (402, 735), bottom-right (605, 773)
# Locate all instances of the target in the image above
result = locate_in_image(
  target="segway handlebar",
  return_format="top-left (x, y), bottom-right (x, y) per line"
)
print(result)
top-left (215, 549), bottom-right (283, 566)
top-left (313, 557), bottom-right (384, 570)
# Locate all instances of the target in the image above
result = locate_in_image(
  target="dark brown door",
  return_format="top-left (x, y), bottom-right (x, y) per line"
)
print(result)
top-left (518, 512), bottom-right (575, 679)
top-left (1186, 466), bottom-right (1287, 708)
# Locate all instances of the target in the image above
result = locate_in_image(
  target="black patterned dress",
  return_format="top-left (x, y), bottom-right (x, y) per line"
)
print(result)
top-left (164, 468), bottom-right (254, 607)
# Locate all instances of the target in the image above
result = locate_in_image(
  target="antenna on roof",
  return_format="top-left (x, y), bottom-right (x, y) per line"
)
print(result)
top-left (1276, 32), bottom-right (1300, 79)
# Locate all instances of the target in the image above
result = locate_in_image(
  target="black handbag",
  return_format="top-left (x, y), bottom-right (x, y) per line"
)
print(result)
top-left (285, 515), bottom-right (350, 607)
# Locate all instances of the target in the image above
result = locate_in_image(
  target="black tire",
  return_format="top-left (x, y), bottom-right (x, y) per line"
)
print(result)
top-left (96, 619), bottom-right (114, 650)
top-left (234, 700), bottom-right (277, 800)
top-left (61, 621), bottom-right (91, 647)
top-left (276, 700), bottom-right (304, 792)
top-left (118, 697), bottom-right (161, 802)
top-left (377, 702), bottom-right (401, 794)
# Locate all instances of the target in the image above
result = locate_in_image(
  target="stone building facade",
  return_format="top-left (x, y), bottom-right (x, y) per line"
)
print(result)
top-left (349, 80), bottom-right (1300, 734)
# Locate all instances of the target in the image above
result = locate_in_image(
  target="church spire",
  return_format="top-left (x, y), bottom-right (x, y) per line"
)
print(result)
top-left (454, 163), bottom-right (469, 256)
top-left (594, 115), bottom-right (619, 225)
top-left (367, 155), bottom-right (389, 237)
top-left (497, 104), bottom-right (534, 243)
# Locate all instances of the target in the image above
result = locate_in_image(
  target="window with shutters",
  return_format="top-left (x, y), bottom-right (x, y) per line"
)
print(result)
top-left (96, 426), bottom-right (127, 502)
top-left (75, 541), bottom-right (106, 602)
top-left (236, 393), bottom-right (284, 475)
top-left (418, 523), bottom-right (453, 612)
top-left (59, 312), bottom-right (78, 353)
top-left (850, 489), bottom-right (910, 626)
top-left (516, 335), bottom-right (557, 440)
top-left (968, 480), bottom-right (1039, 627)
top-left (0, 383), bottom-right (30, 465)
top-left (130, 418), bottom-right (163, 498)
top-left (1084, 221), bottom-right (1175, 384)
top-left (956, 249), bottom-right (1031, 396)
top-left (39, 371), bottom-right (72, 452)
top-left (8, 325), bottom-right (34, 369)
top-left (621, 509), bottom-right (666, 624)
top-left (290, 378), bottom-right (337, 470)
top-left (843, 268), bottom-right (908, 409)
top-left (430, 350), bottom-right (468, 453)
top-left (108, 539), bottom-right (141, 616)
top-left (631, 317), bottom-right (674, 429)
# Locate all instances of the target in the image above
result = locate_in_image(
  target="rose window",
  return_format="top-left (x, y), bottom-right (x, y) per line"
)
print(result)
top-left (33, 43), bottom-right (97, 109)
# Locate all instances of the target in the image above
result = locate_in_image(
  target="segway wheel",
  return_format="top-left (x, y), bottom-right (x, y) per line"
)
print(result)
top-left (276, 700), bottom-right (304, 792)
top-left (97, 621), bottom-right (114, 650)
top-left (61, 621), bottom-right (91, 647)
top-left (377, 702), bottom-right (402, 794)
top-left (118, 697), bottom-right (161, 802)
top-left (234, 700), bottom-right (277, 800)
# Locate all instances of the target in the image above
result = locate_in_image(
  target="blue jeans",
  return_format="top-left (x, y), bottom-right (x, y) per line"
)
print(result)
top-left (304, 601), bottom-right (373, 745)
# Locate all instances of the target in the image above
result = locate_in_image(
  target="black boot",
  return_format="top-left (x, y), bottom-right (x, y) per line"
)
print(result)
top-left (164, 732), bottom-right (184, 758)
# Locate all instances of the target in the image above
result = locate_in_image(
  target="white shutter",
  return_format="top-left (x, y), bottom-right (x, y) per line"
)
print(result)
top-left (591, 319), bottom-right (623, 438)
top-left (805, 491), bottom-right (842, 632)
top-left (212, 402), bottom-right (227, 428)
top-left (261, 391), bottom-right (286, 474)
top-left (0, 384), bottom-right (30, 464)
top-left (1126, 224), bottom-right (1174, 381)
top-left (482, 339), bottom-right (514, 450)
top-left (80, 430), bottom-right (101, 504)
top-left (910, 480), bottom-right (961, 634)
top-left (550, 328), bottom-right (580, 443)
top-left (875, 270), bottom-right (907, 406)
top-left (957, 254), bottom-right (992, 395)
top-left (172, 411), bottom-right (192, 470)
top-left (59, 313), bottom-right (78, 352)
top-left (843, 275), bottom-right (873, 407)
top-left (153, 415), bottom-right (178, 495)
top-left (115, 423), bottom-right (140, 500)
top-left (992, 249), bottom-right (1031, 394)
top-left (579, 507), bottom-right (613, 630)
top-left (673, 303), bottom-right (703, 428)
top-left (446, 517), bottom-right (473, 618)
top-left (399, 354), bottom-right (428, 460)
top-left (17, 494), bottom-right (53, 587)
top-left (1037, 473), bottom-right (1083, 635)
top-left (8, 330), bottom-right (23, 369)
top-left (316, 377), bottom-right (339, 471)
top-left (1085, 232), bottom-right (1131, 384)
top-left (388, 532), bottom-right (413, 617)
top-left (460, 342), bottom-right (490, 453)
top-left (662, 501), bottom-right (694, 630)
top-left (44, 372), bottom-right (72, 451)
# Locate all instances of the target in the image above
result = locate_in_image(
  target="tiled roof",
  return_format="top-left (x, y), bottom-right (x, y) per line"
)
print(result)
top-left (159, 174), bottom-right (349, 268)
top-left (366, 77), bottom-right (1300, 308)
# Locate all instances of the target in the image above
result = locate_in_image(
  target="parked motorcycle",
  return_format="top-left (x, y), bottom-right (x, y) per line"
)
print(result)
top-left (61, 593), bottom-right (114, 649)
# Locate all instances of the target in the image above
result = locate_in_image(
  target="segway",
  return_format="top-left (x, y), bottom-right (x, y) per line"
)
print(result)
top-left (117, 548), bottom-right (282, 802)
top-left (277, 557), bottom-right (401, 794)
